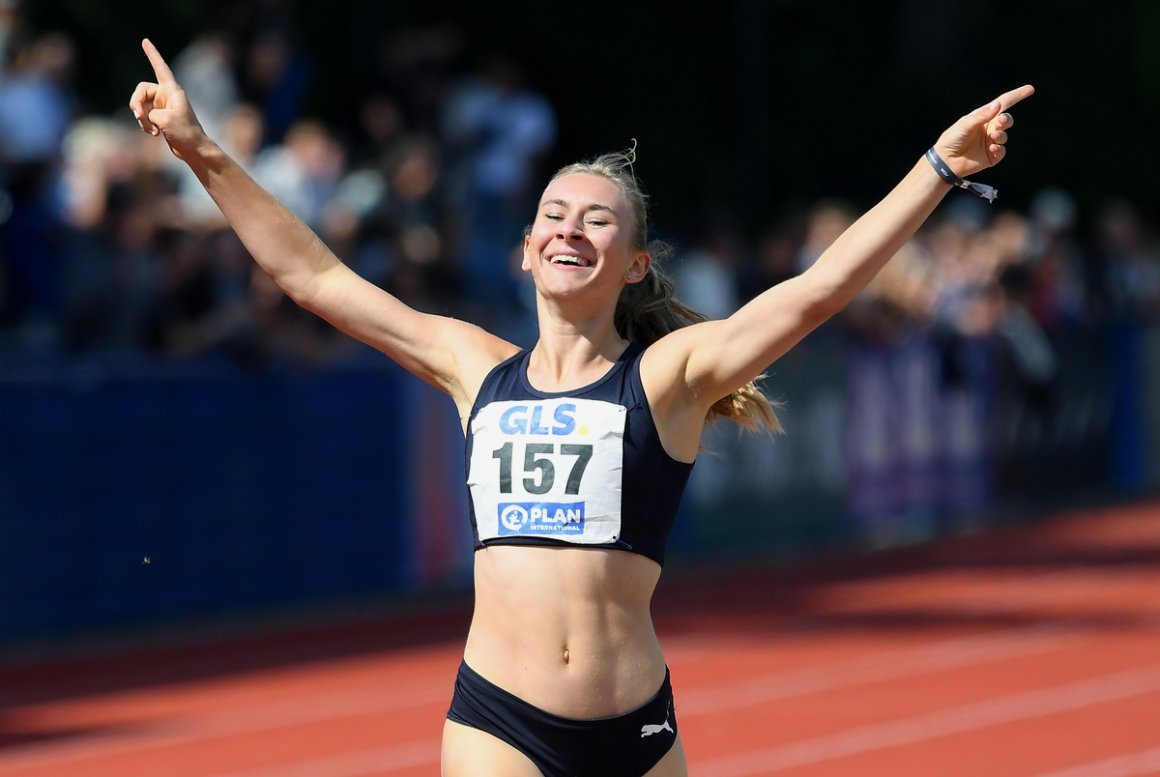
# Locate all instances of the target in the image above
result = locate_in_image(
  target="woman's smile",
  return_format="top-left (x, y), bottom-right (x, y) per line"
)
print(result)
top-left (545, 253), bottom-right (594, 268)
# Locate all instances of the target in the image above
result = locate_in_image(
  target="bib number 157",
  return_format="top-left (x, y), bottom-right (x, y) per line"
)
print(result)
top-left (492, 442), bottom-right (593, 495)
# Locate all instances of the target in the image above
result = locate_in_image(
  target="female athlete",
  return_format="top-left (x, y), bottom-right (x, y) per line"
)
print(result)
top-left (130, 37), bottom-right (1032, 776)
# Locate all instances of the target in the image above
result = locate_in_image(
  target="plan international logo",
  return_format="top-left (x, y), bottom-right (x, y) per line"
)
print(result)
top-left (498, 502), bottom-right (585, 536)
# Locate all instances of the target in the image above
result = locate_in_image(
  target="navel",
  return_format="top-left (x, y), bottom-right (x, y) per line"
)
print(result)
top-left (562, 646), bottom-right (570, 665)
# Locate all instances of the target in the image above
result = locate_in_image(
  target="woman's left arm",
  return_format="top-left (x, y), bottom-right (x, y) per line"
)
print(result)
top-left (655, 85), bottom-right (1035, 410)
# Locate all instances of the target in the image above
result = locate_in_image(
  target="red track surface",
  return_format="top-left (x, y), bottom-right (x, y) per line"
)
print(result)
top-left (2, 501), bottom-right (1158, 776)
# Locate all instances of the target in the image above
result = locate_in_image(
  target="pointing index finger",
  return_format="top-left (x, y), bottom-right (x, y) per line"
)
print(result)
top-left (141, 38), bottom-right (177, 86)
top-left (997, 84), bottom-right (1035, 111)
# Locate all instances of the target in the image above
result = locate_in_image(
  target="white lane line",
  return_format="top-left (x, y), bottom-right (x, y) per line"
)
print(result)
top-left (0, 679), bottom-right (451, 771)
top-left (679, 624), bottom-right (1084, 715)
top-left (693, 663), bottom-right (1160, 776)
top-left (206, 739), bottom-right (442, 777)
top-left (184, 683), bottom-right (450, 736)
top-left (0, 625), bottom-right (1088, 772)
top-left (1033, 746), bottom-right (1160, 777)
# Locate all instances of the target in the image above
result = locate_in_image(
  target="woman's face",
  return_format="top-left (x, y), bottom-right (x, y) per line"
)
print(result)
top-left (522, 172), bottom-right (649, 300)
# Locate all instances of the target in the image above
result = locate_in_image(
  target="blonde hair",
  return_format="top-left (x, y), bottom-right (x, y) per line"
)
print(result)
top-left (549, 146), bottom-right (782, 433)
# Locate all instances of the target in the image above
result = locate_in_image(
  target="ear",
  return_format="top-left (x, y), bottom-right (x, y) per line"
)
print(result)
top-left (521, 235), bottom-right (533, 273)
top-left (624, 250), bottom-right (652, 284)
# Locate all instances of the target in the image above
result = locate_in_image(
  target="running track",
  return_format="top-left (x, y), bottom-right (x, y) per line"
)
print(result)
top-left (2, 501), bottom-right (1158, 776)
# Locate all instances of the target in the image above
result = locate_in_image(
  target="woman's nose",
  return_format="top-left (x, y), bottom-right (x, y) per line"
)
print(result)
top-left (556, 217), bottom-right (583, 239)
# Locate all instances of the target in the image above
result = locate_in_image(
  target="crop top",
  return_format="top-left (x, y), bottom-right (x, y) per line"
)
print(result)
top-left (464, 343), bottom-right (694, 566)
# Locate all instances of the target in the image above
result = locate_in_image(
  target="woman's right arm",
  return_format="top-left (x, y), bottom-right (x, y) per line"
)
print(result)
top-left (129, 38), bottom-right (517, 402)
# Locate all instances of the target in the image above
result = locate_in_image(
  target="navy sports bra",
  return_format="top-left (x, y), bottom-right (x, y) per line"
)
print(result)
top-left (464, 343), bottom-right (693, 566)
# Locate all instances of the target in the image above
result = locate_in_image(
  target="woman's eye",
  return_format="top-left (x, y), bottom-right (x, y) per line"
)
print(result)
top-left (544, 213), bottom-right (563, 221)
top-left (586, 219), bottom-right (608, 227)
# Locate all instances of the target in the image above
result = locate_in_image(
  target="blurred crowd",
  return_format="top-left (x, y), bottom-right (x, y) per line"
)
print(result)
top-left (2, 14), bottom-right (1160, 378)
top-left (0, 15), bottom-right (557, 368)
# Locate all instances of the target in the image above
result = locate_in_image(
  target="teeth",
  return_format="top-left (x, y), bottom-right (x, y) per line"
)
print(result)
top-left (548, 255), bottom-right (588, 267)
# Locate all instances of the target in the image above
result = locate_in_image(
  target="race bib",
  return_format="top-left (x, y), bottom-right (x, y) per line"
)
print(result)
top-left (468, 398), bottom-right (626, 544)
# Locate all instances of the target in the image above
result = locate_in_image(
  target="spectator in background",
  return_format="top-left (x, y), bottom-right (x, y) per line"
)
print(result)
top-left (143, 226), bottom-right (214, 356)
top-left (926, 209), bottom-right (993, 338)
top-left (55, 116), bottom-right (179, 355)
top-left (242, 27), bottom-right (311, 145)
top-left (845, 239), bottom-right (935, 343)
top-left (796, 198), bottom-right (856, 273)
top-left (671, 214), bottom-right (747, 321)
top-left (0, 31), bottom-right (76, 345)
top-left (179, 102), bottom-right (264, 225)
top-left (373, 23), bottom-right (462, 135)
top-left (322, 94), bottom-right (411, 312)
top-left (380, 137), bottom-right (448, 302)
top-left (351, 91), bottom-right (405, 167)
top-left (333, 135), bottom-right (451, 315)
top-left (737, 211), bottom-right (805, 304)
top-left (993, 260), bottom-right (1058, 435)
top-left (443, 54), bottom-right (556, 317)
top-left (0, 0), bottom-right (21, 87)
top-left (0, 0), bottom-right (23, 331)
top-left (70, 187), bottom-right (162, 352)
top-left (1025, 186), bottom-right (1087, 329)
top-left (1096, 197), bottom-right (1160, 321)
top-left (60, 118), bottom-right (138, 232)
top-left (252, 118), bottom-right (344, 231)
top-left (0, 181), bottom-right (8, 329)
top-left (380, 137), bottom-right (445, 259)
top-left (150, 228), bottom-right (260, 364)
top-left (172, 33), bottom-right (239, 142)
top-left (0, 31), bottom-right (73, 164)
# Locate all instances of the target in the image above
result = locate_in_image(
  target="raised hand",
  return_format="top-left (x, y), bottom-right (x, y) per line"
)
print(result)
top-left (934, 84), bottom-right (1035, 179)
top-left (128, 38), bottom-right (207, 160)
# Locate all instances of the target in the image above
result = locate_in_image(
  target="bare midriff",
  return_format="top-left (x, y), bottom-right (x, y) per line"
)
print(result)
top-left (463, 544), bottom-right (666, 720)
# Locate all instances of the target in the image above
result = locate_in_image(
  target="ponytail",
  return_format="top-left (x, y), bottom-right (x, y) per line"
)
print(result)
top-left (614, 245), bottom-right (782, 433)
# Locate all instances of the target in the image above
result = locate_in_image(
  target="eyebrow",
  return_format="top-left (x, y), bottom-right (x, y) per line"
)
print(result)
top-left (540, 199), bottom-right (617, 214)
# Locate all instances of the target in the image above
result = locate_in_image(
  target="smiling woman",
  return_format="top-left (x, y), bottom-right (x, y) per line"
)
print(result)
top-left (129, 34), bottom-right (1032, 777)
top-left (527, 149), bottom-right (781, 434)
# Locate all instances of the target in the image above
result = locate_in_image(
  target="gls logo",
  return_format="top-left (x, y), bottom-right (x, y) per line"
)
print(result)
top-left (499, 403), bottom-right (577, 436)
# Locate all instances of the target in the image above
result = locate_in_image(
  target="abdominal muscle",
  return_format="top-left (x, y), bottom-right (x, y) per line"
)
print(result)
top-left (463, 544), bottom-right (666, 720)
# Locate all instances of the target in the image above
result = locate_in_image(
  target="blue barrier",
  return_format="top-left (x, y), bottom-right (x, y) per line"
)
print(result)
top-left (0, 363), bottom-right (411, 640)
top-left (1148, 326), bottom-right (1160, 490)
top-left (0, 322), bottom-right (1142, 645)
